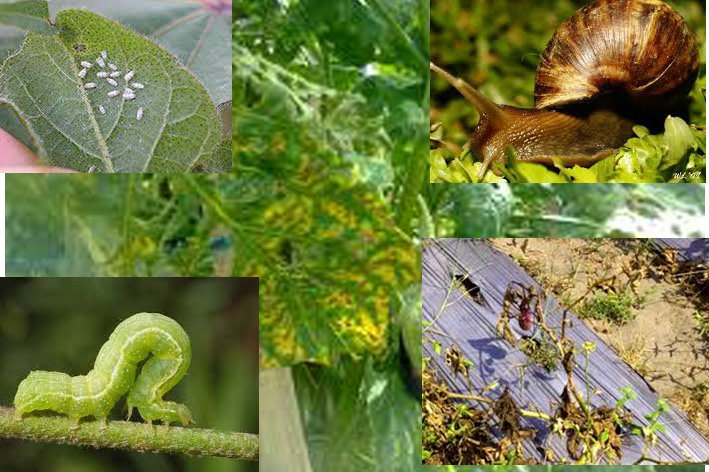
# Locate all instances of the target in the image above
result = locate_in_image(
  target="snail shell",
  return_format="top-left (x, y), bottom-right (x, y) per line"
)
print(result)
top-left (535, 0), bottom-right (699, 110)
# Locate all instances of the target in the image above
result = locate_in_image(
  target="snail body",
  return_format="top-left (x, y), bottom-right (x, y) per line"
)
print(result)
top-left (431, 0), bottom-right (699, 178)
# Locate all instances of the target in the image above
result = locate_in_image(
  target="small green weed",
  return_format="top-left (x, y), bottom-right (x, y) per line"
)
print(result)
top-left (694, 311), bottom-right (709, 337)
top-left (580, 291), bottom-right (640, 324)
top-left (519, 336), bottom-right (559, 372)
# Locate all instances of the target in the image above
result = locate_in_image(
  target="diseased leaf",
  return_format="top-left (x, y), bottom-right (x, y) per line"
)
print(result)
top-left (246, 177), bottom-right (421, 367)
top-left (0, 0), bottom-right (53, 34)
top-left (0, 9), bottom-right (222, 172)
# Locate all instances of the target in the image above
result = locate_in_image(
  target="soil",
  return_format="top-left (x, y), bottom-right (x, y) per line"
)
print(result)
top-left (489, 238), bottom-right (709, 439)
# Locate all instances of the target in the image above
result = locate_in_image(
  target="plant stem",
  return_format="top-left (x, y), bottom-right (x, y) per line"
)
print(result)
top-left (445, 392), bottom-right (551, 421)
top-left (0, 407), bottom-right (258, 460)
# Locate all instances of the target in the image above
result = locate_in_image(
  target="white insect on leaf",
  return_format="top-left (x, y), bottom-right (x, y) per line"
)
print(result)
top-left (107, 90), bottom-right (119, 97)
top-left (78, 68), bottom-right (87, 79)
top-left (84, 82), bottom-right (97, 89)
top-left (87, 164), bottom-right (96, 172)
top-left (100, 50), bottom-right (108, 60)
top-left (107, 78), bottom-right (118, 86)
top-left (124, 70), bottom-right (134, 82)
top-left (13, 312), bottom-right (193, 426)
top-left (96, 71), bottom-right (108, 78)
top-left (96, 57), bottom-right (105, 68)
top-left (109, 71), bottom-right (121, 78)
top-left (136, 107), bottom-right (143, 121)
top-left (98, 105), bottom-right (106, 115)
top-left (131, 82), bottom-right (144, 89)
top-left (108, 63), bottom-right (118, 71)
top-left (80, 60), bottom-right (92, 68)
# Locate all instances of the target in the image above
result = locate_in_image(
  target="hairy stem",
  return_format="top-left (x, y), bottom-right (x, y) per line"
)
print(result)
top-left (0, 407), bottom-right (258, 460)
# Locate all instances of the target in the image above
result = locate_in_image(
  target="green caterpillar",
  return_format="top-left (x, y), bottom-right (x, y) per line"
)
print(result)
top-left (14, 312), bottom-right (192, 427)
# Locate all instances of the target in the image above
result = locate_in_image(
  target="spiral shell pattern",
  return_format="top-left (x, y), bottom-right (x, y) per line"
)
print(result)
top-left (534, 0), bottom-right (698, 109)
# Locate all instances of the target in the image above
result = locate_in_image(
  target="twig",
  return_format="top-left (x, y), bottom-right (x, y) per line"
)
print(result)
top-left (633, 455), bottom-right (709, 465)
top-left (0, 407), bottom-right (258, 460)
top-left (445, 392), bottom-right (552, 421)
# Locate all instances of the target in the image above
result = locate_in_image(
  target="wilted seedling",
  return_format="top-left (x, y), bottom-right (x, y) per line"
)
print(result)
top-left (445, 345), bottom-right (474, 390)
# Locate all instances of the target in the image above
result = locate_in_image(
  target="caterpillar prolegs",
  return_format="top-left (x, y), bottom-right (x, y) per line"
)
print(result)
top-left (14, 313), bottom-right (192, 427)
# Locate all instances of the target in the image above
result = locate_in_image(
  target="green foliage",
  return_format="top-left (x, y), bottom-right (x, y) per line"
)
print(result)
top-left (580, 292), bottom-right (640, 324)
top-left (233, 1), bottom-right (427, 470)
top-left (694, 311), bottom-right (709, 337)
top-left (424, 183), bottom-right (705, 238)
top-left (5, 172), bottom-right (421, 369)
top-left (0, 0), bottom-right (53, 33)
top-left (293, 357), bottom-right (421, 472)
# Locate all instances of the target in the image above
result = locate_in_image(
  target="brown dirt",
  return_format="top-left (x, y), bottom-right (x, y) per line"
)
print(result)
top-left (490, 238), bottom-right (709, 439)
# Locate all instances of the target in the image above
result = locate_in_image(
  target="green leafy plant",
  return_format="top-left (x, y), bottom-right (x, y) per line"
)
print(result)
top-left (693, 311), bottom-right (709, 337)
top-left (629, 399), bottom-right (671, 446)
top-left (579, 291), bottom-right (640, 324)
top-left (519, 336), bottom-right (558, 372)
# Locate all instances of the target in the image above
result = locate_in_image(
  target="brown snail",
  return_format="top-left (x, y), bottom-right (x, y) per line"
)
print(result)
top-left (430, 0), bottom-right (699, 179)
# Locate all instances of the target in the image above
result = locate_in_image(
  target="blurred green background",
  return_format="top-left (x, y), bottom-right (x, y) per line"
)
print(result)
top-left (431, 0), bottom-right (706, 147)
top-left (0, 278), bottom-right (258, 472)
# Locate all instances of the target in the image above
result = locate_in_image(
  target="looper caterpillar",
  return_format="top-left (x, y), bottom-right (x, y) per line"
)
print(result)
top-left (14, 312), bottom-right (192, 427)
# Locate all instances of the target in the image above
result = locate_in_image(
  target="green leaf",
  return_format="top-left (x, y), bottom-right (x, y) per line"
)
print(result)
top-left (192, 138), bottom-right (231, 173)
top-left (51, 0), bottom-right (231, 105)
top-left (294, 358), bottom-right (421, 472)
top-left (661, 115), bottom-right (696, 170)
top-left (557, 164), bottom-right (598, 183)
top-left (0, 0), bottom-right (53, 34)
top-left (504, 161), bottom-right (567, 183)
top-left (589, 154), bottom-right (616, 182)
top-left (5, 174), bottom-right (129, 276)
top-left (0, 9), bottom-right (221, 172)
